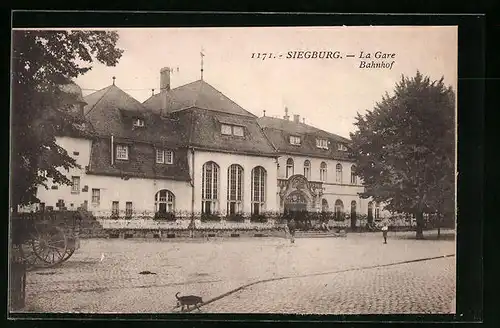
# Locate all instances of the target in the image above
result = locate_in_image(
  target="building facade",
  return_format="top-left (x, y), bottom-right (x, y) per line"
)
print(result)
top-left (31, 68), bottom-right (389, 223)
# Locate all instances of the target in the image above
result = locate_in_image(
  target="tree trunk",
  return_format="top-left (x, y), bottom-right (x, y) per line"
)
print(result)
top-left (415, 210), bottom-right (425, 239)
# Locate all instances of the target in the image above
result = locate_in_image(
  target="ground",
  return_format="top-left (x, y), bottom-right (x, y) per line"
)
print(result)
top-left (18, 229), bottom-right (455, 314)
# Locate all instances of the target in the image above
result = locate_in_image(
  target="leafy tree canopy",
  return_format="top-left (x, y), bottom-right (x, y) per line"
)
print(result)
top-left (11, 30), bottom-right (123, 209)
top-left (349, 71), bottom-right (455, 237)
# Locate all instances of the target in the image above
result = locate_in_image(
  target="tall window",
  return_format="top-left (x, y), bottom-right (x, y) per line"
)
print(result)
top-left (112, 201), bottom-right (119, 217)
top-left (202, 161), bottom-right (219, 214)
top-left (320, 162), bottom-right (327, 182)
top-left (91, 189), bottom-right (100, 206)
top-left (351, 165), bottom-right (357, 184)
top-left (116, 145), bottom-right (129, 160)
top-left (71, 176), bottom-right (80, 193)
top-left (227, 164), bottom-right (244, 215)
top-left (375, 202), bottom-right (381, 221)
top-left (156, 149), bottom-right (173, 164)
top-left (336, 163), bottom-right (343, 183)
top-left (155, 189), bottom-right (175, 213)
top-left (251, 166), bottom-right (266, 215)
top-left (286, 158), bottom-right (294, 178)
top-left (126, 202), bottom-right (133, 218)
top-left (303, 160), bottom-right (311, 180)
top-left (335, 199), bottom-right (344, 220)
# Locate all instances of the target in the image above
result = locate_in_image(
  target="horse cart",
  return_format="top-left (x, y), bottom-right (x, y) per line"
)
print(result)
top-left (11, 210), bottom-right (82, 270)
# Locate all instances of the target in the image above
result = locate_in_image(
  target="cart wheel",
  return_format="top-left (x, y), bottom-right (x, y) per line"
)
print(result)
top-left (60, 247), bottom-right (75, 263)
top-left (31, 225), bottom-right (68, 268)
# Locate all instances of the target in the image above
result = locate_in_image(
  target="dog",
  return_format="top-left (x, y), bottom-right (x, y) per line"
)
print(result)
top-left (175, 292), bottom-right (203, 312)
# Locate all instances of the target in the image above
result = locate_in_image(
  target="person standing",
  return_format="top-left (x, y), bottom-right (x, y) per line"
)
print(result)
top-left (288, 218), bottom-right (297, 244)
top-left (381, 220), bottom-right (389, 244)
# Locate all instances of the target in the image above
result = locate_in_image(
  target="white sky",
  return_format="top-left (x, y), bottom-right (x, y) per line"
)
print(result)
top-left (72, 26), bottom-right (457, 138)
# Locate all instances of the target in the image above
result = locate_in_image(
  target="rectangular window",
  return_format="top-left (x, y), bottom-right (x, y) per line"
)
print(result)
top-left (316, 139), bottom-right (328, 149)
top-left (116, 145), bottom-right (129, 160)
top-left (289, 136), bottom-right (301, 145)
top-left (112, 201), bottom-right (119, 217)
top-left (91, 189), bottom-right (100, 205)
top-left (156, 149), bottom-right (164, 163)
top-left (233, 126), bottom-right (244, 137)
top-left (221, 124), bottom-right (232, 135)
top-left (165, 150), bottom-right (173, 164)
top-left (156, 149), bottom-right (174, 164)
top-left (71, 176), bottom-right (80, 194)
top-left (126, 202), bottom-right (133, 218)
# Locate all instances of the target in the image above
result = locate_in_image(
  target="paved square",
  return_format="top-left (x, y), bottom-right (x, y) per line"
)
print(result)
top-left (19, 230), bottom-right (455, 314)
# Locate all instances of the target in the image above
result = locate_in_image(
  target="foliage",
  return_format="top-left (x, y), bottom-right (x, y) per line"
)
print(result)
top-left (250, 213), bottom-right (269, 223)
top-left (11, 30), bottom-right (123, 209)
top-left (153, 211), bottom-right (177, 221)
top-left (226, 213), bottom-right (245, 222)
top-left (349, 71), bottom-right (455, 238)
top-left (200, 212), bottom-right (222, 222)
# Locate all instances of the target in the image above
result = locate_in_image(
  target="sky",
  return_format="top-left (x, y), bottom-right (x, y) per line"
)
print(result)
top-left (72, 26), bottom-right (457, 138)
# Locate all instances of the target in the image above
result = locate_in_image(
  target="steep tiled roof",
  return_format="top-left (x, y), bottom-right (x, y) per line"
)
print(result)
top-left (257, 116), bottom-right (352, 160)
top-left (173, 108), bottom-right (277, 157)
top-left (87, 137), bottom-right (191, 181)
top-left (82, 84), bottom-right (190, 181)
top-left (143, 80), bottom-right (257, 117)
top-left (83, 85), bottom-right (187, 146)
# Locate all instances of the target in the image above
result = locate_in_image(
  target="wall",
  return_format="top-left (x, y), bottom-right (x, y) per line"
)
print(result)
top-left (192, 150), bottom-right (279, 214)
top-left (35, 136), bottom-right (192, 217)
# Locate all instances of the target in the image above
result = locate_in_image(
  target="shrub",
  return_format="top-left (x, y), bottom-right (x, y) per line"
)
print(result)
top-left (226, 213), bottom-right (245, 222)
top-left (153, 211), bottom-right (176, 221)
top-left (250, 213), bottom-right (268, 223)
top-left (200, 212), bottom-right (221, 222)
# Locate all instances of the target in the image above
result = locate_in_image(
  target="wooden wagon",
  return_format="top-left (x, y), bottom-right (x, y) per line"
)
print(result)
top-left (10, 210), bottom-right (82, 270)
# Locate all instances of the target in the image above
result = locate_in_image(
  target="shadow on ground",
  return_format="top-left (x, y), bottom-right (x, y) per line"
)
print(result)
top-left (392, 231), bottom-right (455, 241)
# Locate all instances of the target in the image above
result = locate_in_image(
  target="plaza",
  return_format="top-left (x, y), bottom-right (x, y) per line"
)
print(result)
top-left (20, 229), bottom-right (455, 314)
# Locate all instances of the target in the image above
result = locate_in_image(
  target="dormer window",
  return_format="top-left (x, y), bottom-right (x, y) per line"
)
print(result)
top-left (115, 144), bottom-right (129, 160)
top-left (316, 138), bottom-right (328, 149)
top-left (156, 149), bottom-right (173, 164)
top-left (289, 136), bottom-right (301, 145)
top-left (221, 124), bottom-right (244, 137)
top-left (338, 143), bottom-right (348, 151)
top-left (133, 118), bottom-right (145, 127)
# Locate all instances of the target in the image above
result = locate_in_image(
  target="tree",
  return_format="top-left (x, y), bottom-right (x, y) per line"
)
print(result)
top-left (11, 30), bottom-right (123, 210)
top-left (349, 71), bottom-right (455, 239)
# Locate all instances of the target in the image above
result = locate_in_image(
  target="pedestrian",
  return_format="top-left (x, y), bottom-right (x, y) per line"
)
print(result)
top-left (381, 220), bottom-right (389, 244)
top-left (288, 218), bottom-right (297, 244)
top-left (188, 217), bottom-right (196, 238)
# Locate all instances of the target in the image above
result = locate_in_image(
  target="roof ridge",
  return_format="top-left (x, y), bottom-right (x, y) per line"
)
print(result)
top-left (201, 81), bottom-right (256, 117)
top-left (84, 85), bottom-right (113, 117)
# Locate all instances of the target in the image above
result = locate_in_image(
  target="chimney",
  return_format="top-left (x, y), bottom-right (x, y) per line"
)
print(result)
top-left (160, 67), bottom-right (171, 91)
top-left (283, 107), bottom-right (290, 120)
top-left (294, 114), bottom-right (300, 123)
top-left (303, 118), bottom-right (305, 124)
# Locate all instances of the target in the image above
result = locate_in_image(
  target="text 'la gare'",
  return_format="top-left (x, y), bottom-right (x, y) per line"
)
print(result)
top-left (359, 51), bottom-right (397, 59)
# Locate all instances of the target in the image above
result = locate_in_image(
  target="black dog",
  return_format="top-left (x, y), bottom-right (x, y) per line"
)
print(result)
top-left (175, 292), bottom-right (203, 312)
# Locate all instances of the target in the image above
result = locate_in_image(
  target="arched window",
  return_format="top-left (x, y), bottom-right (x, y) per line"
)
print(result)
top-left (368, 201), bottom-right (373, 222)
top-left (336, 163), bottom-right (343, 183)
top-left (303, 160), bottom-right (311, 180)
top-left (286, 158), bottom-right (294, 178)
top-left (351, 165), bottom-right (357, 184)
top-left (334, 199), bottom-right (344, 220)
top-left (251, 166), bottom-right (267, 215)
top-left (321, 199), bottom-right (329, 212)
top-left (155, 189), bottom-right (175, 213)
top-left (320, 162), bottom-right (327, 182)
top-left (202, 161), bottom-right (219, 214)
top-left (227, 164), bottom-right (244, 215)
